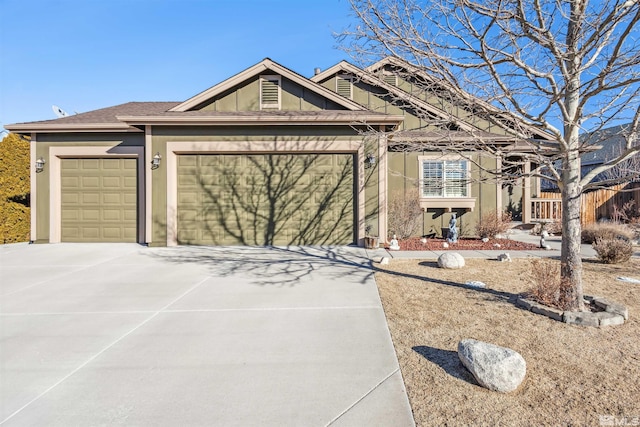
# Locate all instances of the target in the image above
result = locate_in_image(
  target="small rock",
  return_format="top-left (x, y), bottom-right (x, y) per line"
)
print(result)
top-left (482, 237), bottom-right (489, 243)
top-left (465, 281), bottom-right (486, 288)
top-left (563, 311), bottom-right (600, 327)
top-left (442, 242), bottom-right (449, 248)
top-left (496, 253), bottom-right (511, 262)
top-left (437, 252), bottom-right (465, 269)
top-left (593, 297), bottom-right (629, 320)
top-left (380, 257), bottom-right (390, 265)
top-left (421, 237), bottom-right (427, 244)
top-left (458, 339), bottom-right (527, 393)
top-left (596, 312), bottom-right (625, 327)
top-left (493, 243), bottom-right (501, 248)
top-left (530, 302), bottom-right (564, 321)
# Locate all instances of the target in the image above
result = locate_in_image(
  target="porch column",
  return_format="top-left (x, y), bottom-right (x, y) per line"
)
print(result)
top-left (378, 128), bottom-right (388, 243)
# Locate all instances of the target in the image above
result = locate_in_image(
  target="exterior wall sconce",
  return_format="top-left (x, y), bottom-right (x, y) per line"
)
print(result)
top-left (35, 157), bottom-right (46, 173)
top-left (151, 152), bottom-right (162, 170)
top-left (365, 153), bottom-right (376, 168)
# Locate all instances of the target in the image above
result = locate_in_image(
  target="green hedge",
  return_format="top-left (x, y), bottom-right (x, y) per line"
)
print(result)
top-left (0, 133), bottom-right (30, 243)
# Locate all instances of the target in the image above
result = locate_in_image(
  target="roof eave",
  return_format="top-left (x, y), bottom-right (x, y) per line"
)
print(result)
top-left (116, 114), bottom-right (405, 126)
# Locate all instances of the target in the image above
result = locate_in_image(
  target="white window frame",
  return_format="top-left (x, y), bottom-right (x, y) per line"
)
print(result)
top-left (418, 155), bottom-right (476, 211)
top-left (260, 75), bottom-right (281, 110)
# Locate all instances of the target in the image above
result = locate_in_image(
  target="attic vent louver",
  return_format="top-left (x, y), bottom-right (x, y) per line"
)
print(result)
top-left (336, 75), bottom-right (353, 99)
top-left (260, 75), bottom-right (281, 109)
top-left (383, 74), bottom-right (397, 86)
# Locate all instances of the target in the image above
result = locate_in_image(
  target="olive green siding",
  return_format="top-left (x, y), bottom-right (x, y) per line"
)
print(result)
top-left (386, 151), bottom-right (499, 238)
top-left (150, 125), bottom-right (369, 245)
top-left (194, 76), bottom-right (345, 112)
top-left (33, 133), bottom-right (143, 243)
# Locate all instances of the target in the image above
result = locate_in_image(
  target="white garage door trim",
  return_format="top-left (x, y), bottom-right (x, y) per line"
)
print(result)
top-left (49, 146), bottom-right (145, 243)
top-left (165, 140), bottom-right (365, 246)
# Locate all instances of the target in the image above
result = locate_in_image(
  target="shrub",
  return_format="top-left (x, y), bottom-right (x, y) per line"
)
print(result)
top-left (387, 188), bottom-right (423, 239)
top-left (592, 238), bottom-right (633, 264)
top-left (475, 210), bottom-right (512, 238)
top-left (526, 259), bottom-right (576, 310)
top-left (0, 133), bottom-right (30, 243)
top-left (581, 222), bottom-right (634, 244)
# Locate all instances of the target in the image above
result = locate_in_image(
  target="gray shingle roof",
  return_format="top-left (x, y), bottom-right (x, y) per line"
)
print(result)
top-left (9, 102), bottom-right (180, 126)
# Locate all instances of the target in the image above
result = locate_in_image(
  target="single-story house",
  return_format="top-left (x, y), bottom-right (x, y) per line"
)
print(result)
top-left (6, 57), bottom-right (553, 246)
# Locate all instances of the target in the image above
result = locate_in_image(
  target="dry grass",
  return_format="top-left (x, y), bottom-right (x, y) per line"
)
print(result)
top-left (374, 257), bottom-right (640, 426)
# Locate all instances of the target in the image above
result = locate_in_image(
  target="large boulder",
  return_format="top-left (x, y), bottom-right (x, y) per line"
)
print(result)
top-left (437, 252), bottom-right (465, 269)
top-left (457, 339), bottom-right (526, 393)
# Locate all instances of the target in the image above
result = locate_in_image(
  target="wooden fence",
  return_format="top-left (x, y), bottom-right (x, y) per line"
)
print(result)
top-left (531, 182), bottom-right (640, 226)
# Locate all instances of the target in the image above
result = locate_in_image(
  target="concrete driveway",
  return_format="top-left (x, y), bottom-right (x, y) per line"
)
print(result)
top-left (0, 243), bottom-right (414, 426)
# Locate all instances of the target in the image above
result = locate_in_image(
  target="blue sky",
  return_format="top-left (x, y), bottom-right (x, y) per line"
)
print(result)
top-left (0, 0), bottom-right (355, 127)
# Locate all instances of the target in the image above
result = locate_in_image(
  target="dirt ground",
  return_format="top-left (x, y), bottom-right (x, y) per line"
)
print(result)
top-left (374, 257), bottom-right (640, 426)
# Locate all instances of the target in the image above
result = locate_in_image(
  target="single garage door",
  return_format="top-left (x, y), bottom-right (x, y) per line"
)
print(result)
top-left (177, 153), bottom-right (355, 245)
top-left (61, 158), bottom-right (137, 242)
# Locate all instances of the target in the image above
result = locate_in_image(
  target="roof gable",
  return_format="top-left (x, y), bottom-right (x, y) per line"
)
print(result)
top-left (170, 58), bottom-right (366, 112)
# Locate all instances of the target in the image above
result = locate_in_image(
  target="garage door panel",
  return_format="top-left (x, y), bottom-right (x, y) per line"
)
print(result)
top-left (61, 158), bottom-right (137, 242)
top-left (177, 153), bottom-right (354, 246)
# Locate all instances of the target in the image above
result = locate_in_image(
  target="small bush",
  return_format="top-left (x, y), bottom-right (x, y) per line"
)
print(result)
top-left (387, 188), bottom-right (423, 239)
top-left (526, 259), bottom-right (576, 310)
top-left (592, 238), bottom-right (633, 264)
top-left (581, 222), bottom-right (634, 244)
top-left (475, 210), bottom-right (512, 238)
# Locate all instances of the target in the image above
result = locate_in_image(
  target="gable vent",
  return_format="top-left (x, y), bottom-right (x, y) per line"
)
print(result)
top-left (383, 74), bottom-right (397, 86)
top-left (260, 75), bottom-right (281, 109)
top-left (336, 75), bottom-right (353, 99)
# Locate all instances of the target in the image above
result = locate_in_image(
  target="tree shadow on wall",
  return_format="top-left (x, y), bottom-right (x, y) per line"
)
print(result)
top-left (177, 152), bottom-right (355, 246)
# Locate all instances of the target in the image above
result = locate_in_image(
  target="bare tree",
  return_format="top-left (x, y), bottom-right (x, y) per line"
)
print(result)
top-left (341, 0), bottom-right (640, 310)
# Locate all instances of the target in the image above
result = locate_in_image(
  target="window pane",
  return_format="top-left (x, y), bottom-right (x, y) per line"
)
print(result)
top-left (444, 160), bottom-right (467, 197)
top-left (422, 161), bottom-right (443, 196)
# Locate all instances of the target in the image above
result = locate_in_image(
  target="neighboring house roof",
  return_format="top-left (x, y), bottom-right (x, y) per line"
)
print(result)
top-left (363, 56), bottom-right (554, 141)
top-left (580, 124), bottom-right (636, 166)
top-left (170, 58), bottom-right (366, 112)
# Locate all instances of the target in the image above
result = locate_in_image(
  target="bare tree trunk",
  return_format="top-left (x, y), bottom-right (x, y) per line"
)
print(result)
top-left (560, 152), bottom-right (586, 311)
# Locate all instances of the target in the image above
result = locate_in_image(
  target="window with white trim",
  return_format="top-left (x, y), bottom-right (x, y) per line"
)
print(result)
top-left (421, 159), bottom-right (470, 197)
top-left (260, 75), bottom-right (281, 110)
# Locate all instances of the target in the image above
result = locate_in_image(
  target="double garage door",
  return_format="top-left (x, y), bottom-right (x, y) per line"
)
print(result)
top-left (60, 158), bottom-right (137, 242)
top-left (176, 153), bottom-right (356, 246)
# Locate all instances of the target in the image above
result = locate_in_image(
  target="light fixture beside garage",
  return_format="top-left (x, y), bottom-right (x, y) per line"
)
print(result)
top-left (35, 157), bottom-right (46, 173)
top-left (151, 152), bottom-right (162, 170)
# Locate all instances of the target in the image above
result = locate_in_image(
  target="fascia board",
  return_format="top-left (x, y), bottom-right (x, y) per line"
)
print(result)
top-left (116, 114), bottom-right (404, 126)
